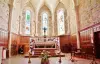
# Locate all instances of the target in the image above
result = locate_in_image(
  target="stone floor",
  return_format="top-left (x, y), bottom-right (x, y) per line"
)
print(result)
top-left (2, 54), bottom-right (100, 64)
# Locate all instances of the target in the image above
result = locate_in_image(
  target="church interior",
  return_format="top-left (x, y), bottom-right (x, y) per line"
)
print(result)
top-left (0, 0), bottom-right (100, 64)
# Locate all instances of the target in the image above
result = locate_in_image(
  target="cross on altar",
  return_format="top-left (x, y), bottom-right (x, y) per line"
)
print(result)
top-left (42, 27), bottom-right (47, 42)
top-left (42, 27), bottom-right (47, 36)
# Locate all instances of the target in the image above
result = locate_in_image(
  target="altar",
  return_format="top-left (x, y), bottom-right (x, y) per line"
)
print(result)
top-left (34, 42), bottom-right (56, 49)
top-left (30, 37), bottom-right (59, 48)
top-left (24, 36), bottom-right (66, 58)
top-left (29, 37), bottom-right (60, 56)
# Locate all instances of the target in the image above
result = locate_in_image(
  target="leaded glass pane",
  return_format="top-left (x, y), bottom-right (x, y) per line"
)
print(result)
top-left (57, 9), bottom-right (65, 35)
top-left (25, 10), bottom-right (31, 34)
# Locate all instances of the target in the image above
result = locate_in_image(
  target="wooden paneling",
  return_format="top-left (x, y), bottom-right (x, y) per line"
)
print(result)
top-left (59, 35), bottom-right (77, 53)
top-left (70, 35), bottom-right (77, 46)
top-left (11, 35), bottom-right (30, 54)
top-left (80, 28), bottom-right (92, 48)
top-left (11, 33), bottom-right (20, 56)
top-left (0, 29), bottom-right (8, 47)
top-left (59, 35), bottom-right (69, 52)
top-left (80, 23), bottom-right (100, 55)
top-left (20, 36), bottom-right (30, 43)
top-left (80, 23), bottom-right (100, 48)
top-left (59, 35), bottom-right (69, 47)
top-left (20, 36), bottom-right (30, 54)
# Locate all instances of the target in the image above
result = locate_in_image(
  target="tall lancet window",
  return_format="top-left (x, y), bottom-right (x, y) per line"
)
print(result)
top-left (25, 10), bottom-right (31, 35)
top-left (57, 9), bottom-right (65, 35)
top-left (42, 12), bottom-right (48, 36)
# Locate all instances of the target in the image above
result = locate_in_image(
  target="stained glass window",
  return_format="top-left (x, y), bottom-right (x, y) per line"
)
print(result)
top-left (57, 9), bottom-right (65, 35)
top-left (25, 10), bottom-right (31, 34)
top-left (42, 13), bottom-right (48, 36)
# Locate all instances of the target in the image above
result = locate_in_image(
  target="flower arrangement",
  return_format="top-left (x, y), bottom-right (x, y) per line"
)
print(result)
top-left (41, 50), bottom-right (49, 64)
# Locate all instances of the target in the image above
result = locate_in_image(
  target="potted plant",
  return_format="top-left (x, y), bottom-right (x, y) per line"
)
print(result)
top-left (41, 50), bottom-right (49, 64)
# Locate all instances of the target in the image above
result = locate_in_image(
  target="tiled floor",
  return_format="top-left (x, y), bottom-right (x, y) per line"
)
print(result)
top-left (2, 54), bottom-right (100, 64)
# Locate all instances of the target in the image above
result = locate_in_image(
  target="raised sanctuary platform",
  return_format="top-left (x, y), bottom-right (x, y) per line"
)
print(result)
top-left (24, 52), bottom-right (65, 58)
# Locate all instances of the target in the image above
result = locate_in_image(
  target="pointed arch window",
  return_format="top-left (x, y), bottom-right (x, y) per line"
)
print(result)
top-left (57, 9), bottom-right (65, 35)
top-left (42, 12), bottom-right (48, 36)
top-left (25, 10), bottom-right (31, 35)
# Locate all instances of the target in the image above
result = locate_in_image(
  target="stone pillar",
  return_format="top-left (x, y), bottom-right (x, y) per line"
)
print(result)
top-left (73, 0), bottom-right (81, 49)
top-left (8, 0), bottom-right (14, 57)
top-left (52, 12), bottom-right (55, 36)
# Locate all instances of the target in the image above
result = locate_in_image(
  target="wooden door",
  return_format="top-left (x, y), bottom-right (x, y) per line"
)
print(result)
top-left (94, 31), bottom-right (100, 59)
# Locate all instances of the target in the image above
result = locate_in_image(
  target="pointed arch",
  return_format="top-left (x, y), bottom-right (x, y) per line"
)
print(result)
top-left (54, 2), bottom-right (67, 35)
top-left (21, 2), bottom-right (35, 36)
top-left (39, 1), bottom-right (51, 13)
top-left (38, 5), bottom-right (52, 36)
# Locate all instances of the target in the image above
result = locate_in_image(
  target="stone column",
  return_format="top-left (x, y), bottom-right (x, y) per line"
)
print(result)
top-left (8, 0), bottom-right (14, 57)
top-left (73, 0), bottom-right (81, 49)
top-left (52, 12), bottom-right (55, 36)
top-left (35, 12), bottom-right (38, 36)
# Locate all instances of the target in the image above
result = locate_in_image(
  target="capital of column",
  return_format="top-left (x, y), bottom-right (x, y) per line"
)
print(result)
top-left (8, 0), bottom-right (14, 8)
top-left (73, 0), bottom-right (79, 6)
top-left (8, 3), bottom-right (13, 8)
top-left (59, 0), bottom-right (62, 3)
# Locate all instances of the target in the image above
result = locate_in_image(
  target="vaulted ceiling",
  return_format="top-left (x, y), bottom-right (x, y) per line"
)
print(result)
top-left (21, 0), bottom-right (71, 14)
top-left (31, 0), bottom-right (58, 13)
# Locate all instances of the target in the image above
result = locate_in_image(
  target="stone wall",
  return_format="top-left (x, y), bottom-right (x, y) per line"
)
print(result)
top-left (0, 0), bottom-right (9, 31)
top-left (11, 0), bottom-right (21, 34)
top-left (69, 0), bottom-right (77, 35)
top-left (79, 0), bottom-right (100, 30)
top-left (0, 0), bottom-right (77, 36)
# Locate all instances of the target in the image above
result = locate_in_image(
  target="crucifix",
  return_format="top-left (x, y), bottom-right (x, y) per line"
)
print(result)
top-left (42, 27), bottom-right (47, 42)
